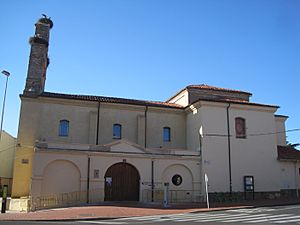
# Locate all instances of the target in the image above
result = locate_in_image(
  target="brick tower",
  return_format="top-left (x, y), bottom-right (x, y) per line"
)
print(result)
top-left (11, 16), bottom-right (53, 199)
top-left (23, 15), bottom-right (53, 96)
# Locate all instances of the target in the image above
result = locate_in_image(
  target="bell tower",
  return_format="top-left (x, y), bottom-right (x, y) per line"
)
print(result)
top-left (23, 15), bottom-right (53, 96)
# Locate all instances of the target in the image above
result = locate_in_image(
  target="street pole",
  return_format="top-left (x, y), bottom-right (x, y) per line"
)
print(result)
top-left (205, 173), bottom-right (209, 209)
top-left (0, 70), bottom-right (10, 141)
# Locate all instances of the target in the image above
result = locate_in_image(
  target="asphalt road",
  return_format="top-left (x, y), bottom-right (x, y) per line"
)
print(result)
top-left (1, 204), bottom-right (300, 225)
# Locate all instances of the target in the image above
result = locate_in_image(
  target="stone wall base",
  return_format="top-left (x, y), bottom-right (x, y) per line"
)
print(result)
top-left (209, 189), bottom-right (300, 203)
top-left (7, 197), bottom-right (30, 212)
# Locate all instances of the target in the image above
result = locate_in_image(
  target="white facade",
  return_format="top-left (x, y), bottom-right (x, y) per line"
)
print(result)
top-left (10, 17), bottom-right (300, 211)
top-left (12, 86), bottom-right (300, 203)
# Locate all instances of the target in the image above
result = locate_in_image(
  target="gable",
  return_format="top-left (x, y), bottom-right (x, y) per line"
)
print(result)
top-left (106, 139), bottom-right (146, 154)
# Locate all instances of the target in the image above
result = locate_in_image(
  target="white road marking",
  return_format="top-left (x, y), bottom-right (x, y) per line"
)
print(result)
top-left (228, 208), bottom-right (276, 213)
top-left (246, 214), bottom-right (295, 223)
top-left (272, 205), bottom-right (300, 212)
top-left (120, 214), bottom-right (179, 220)
top-left (175, 213), bottom-right (249, 222)
top-left (78, 221), bottom-right (128, 224)
top-left (149, 213), bottom-right (226, 222)
top-left (272, 215), bottom-right (300, 223)
top-left (112, 205), bottom-right (300, 224)
top-left (223, 214), bottom-right (292, 222)
top-left (195, 213), bottom-right (270, 222)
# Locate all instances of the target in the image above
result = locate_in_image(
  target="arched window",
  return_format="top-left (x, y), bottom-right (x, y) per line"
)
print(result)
top-left (235, 117), bottom-right (246, 138)
top-left (59, 120), bottom-right (69, 137)
top-left (113, 124), bottom-right (122, 139)
top-left (163, 127), bottom-right (171, 142)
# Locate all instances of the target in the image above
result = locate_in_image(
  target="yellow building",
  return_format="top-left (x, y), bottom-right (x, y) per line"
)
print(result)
top-left (10, 17), bottom-right (300, 211)
top-left (0, 131), bottom-right (16, 196)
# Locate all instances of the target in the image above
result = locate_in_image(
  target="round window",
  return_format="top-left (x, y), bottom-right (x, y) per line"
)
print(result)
top-left (172, 174), bottom-right (183, 186)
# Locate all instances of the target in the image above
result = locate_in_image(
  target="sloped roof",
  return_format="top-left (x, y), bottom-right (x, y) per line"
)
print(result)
top-left (25, 91), bottom-right (279, 110)
top-left (277, 145), bottom-right (300, 161)
top-left (192, 98), bottom-right (279, 108)
top-left (166, 84), bottom-right (252, 102)
top-left (187, 84), bottom-right (252, 95)
top-left (39, 92), bottom-right (184, 109)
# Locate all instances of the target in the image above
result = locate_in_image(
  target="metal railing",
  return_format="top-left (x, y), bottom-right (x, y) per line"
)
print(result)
top-left (141, 189), bottom-right (203, 203)
top-left (30, 188), bottom-right (203, 211)
top-left (30, 189), bottom-right (104, 211)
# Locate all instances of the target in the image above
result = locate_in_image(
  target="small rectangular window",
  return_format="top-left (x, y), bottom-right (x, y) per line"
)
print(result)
top-left (113, 124), bottom-right (122, 139)
top-left (59, 120), bottom-right (69, 136)
top-left (163, 127), bottom-right (171, 142)
top-left (235, 117), bottom-right (246, 138)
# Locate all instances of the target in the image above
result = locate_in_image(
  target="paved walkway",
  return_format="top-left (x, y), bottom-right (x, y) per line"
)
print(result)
top-left (0, 198), bottom-right (299, 221)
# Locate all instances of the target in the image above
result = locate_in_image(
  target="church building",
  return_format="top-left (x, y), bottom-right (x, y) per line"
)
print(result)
top-left (10, 17), bottom-right (300, 211)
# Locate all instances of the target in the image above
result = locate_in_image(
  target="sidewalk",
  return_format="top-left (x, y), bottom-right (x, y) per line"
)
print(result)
top-left (0, 198), bottom-right (299, 221)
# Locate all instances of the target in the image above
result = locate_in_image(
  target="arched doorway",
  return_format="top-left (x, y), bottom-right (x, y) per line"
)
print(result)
top-left (104, 162), bottom-right (140, 201)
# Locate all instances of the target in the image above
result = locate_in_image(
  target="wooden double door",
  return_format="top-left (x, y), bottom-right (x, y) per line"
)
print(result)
top-left (104, 162), bottom-right (140, 201)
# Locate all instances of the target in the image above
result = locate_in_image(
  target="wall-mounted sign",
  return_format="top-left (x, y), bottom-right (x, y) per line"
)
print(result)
top-left (244, 176), bottom-right (254, 200)
top-left (172, 174), bottom-right (183, 186)
top-left (94, 169), bottom-right (99, 178)
top-left (105, 177), bottom-right (112, 186)
top-left (244, 176), bottom-right (254, 190)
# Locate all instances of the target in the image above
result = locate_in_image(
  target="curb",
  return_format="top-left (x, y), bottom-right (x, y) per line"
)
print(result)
top-left (190, 201), bottom-right (300, 214)
top-left (1, 202), bottom-right (299, 222)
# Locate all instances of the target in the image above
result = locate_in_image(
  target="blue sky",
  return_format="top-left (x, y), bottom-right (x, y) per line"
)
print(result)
top-left (0, 0), bottom-right (299, 145)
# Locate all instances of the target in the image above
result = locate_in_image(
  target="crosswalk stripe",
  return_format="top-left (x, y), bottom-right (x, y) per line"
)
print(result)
top-left (246, 214), bottom-right (294, 223)
top-left (175, 213), bottom-right (249, 222)
top-left (223, 214), bottom-right (292, 223)
top-left (150, 213), bottom-right (230, 222)
top-left (121, 213), bottom-right (223, 221)
top-left (272, 215), bottom-right (300, 223)
top-left (229, 208), bottom-right (275, 213)
top-left (79, 221), bottom-right (127, 224)
top-left (271, 205), bottom-right (300, 212)
top-left (195, 213), bottom-right (269, 222)
top-left (115, 207), bottom-right (300, 224)
top-left (121, 214), bottom-right (180, 220)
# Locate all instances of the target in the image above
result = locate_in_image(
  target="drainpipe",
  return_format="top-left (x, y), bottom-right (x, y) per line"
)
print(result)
top-left (226, 103), bottom-right (233, 195)
top-left (151, 160), bottom-right (154, 202)
top-left (295, 162), bottom-right (299, 198)
top-left (144, 106), bottom-right (148, 148)
top-left (96, 101), bottom-right (100, 145)
top-left (87, 156), bottom-right (90, 204)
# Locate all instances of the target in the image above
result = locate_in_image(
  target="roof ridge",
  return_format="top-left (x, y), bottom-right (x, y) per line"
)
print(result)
top-left (187, 84), bottom-right (252, 95)
top-left (40, 91), bottom-right (184, 109)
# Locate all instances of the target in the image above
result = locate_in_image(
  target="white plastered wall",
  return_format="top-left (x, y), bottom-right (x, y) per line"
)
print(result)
top-left (31, 141), bottom-right (200, 202)
top-left (229, 105), bottom-right (282, 192)
top-left (275, 116), bottom-right (288, 146)
top-left (167, 90), bottom-right (189, 107)
top-left (186, 101), bottom-right (298, 193)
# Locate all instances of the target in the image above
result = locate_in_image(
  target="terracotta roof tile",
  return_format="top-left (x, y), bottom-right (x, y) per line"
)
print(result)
top-left (36, 91), bottom-right (278, 109)
top-left (39, 92), bottom-right (184, 109)
top-left (220, 98), bottom-right (278, 108)
top-left (166, 84), bottom-right (252, 102)
top-left (277, 145), bottom-right (300, 161)
top-left (187, 84), bottom-right (252, 95)
top-left (190, 98), bottom-right (279, 108)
